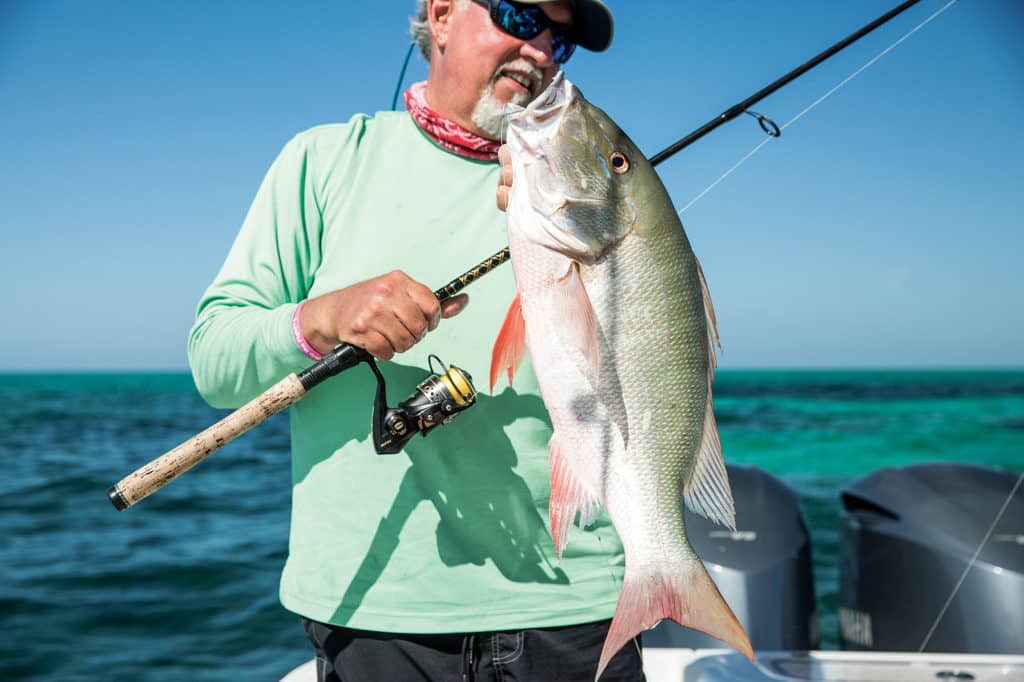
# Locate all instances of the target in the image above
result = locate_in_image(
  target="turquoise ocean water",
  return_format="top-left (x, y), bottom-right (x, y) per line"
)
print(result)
top-left (2, 370), bottom-right (1022, 680)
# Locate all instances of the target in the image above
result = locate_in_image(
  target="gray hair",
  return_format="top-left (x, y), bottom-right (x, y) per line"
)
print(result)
top-left (410, 0), bottom-right (470, 61)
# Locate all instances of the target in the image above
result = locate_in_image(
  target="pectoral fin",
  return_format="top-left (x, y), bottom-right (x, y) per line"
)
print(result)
top-left (550, 261), bottom-right (600, 387)
top-left (548, 432), bottom-right (601, 560)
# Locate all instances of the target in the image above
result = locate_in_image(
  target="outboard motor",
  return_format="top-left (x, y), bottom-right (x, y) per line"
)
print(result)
top-left (839, 462), bottom-right (1024, 653)
top-left (643, 464), bottom-right (819, 650)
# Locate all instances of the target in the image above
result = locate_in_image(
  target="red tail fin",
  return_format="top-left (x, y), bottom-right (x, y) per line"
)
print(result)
top-left (596, 564), bottom-right (753, 680)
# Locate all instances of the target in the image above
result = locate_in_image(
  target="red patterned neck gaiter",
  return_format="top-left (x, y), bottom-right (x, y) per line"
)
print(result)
top-left (404, 81), bottom-right (501, 162)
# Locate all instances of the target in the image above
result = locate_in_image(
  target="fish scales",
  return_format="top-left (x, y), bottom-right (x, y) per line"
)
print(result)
top-left (491, 72), bottom-right (753, 679)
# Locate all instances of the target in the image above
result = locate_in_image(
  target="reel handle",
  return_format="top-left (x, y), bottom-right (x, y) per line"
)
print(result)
top-left (107, 374), bottom-right (307, 510)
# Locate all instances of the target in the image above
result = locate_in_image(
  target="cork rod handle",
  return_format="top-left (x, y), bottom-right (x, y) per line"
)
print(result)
top-left (107, 374), bottom-right (307, 510)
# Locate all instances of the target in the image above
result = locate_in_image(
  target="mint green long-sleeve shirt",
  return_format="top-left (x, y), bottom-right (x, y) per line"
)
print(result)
top-left (188, 113), bottom-right (625, 632)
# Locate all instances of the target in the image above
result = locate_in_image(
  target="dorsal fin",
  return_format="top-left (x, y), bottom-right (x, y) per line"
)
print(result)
top-left (683, 257), bottom-right (735, 529)
top-left (683, 393), bottom-right (736, 530)
top-left (696, 257), bottom-right (722, 375)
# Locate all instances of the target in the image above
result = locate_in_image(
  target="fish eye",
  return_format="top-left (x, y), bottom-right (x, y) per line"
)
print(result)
top-left (609, 152), bottom-right (630, 174)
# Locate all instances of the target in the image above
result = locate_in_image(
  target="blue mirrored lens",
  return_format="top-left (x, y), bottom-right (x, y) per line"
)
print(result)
top-left (495, 1), bottom-right (545, 39)
top-left (550, 32), bottom-right (576, 64)
top-left (487, 0), bottom-right (576, 64)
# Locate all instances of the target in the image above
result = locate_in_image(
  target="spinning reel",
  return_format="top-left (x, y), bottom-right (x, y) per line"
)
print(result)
top-left (366, 354), bottom-right (478, 454)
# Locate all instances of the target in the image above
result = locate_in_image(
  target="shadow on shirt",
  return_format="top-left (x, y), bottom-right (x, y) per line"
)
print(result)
top-left (327, 361), bottom-right (569, 626)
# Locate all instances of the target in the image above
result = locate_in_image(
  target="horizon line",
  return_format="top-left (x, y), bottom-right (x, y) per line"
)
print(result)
top-left (2, 365), bottom-right (1023, 375)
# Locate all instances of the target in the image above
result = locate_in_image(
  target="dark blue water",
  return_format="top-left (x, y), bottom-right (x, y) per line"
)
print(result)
top-left (2, 370), bottom-right (1022, 680)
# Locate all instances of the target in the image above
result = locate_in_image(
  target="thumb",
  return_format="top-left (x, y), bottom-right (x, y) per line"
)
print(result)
top-left (440, 294), bottom-right (469, 319)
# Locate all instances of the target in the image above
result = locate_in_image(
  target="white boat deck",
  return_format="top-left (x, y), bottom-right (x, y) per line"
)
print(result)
top-left (281, 648), bottom-right (1024, 681)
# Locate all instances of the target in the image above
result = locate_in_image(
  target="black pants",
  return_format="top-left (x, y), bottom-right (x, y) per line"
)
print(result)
top-left (301, 618), bottom-right (645, 682)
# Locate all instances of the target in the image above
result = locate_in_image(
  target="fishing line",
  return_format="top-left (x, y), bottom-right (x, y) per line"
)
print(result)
top-left (391, 42), bottom-right (417, 111)
top-left (677, 0), bottom-right (959, 215)
top-left (917, 469), bottom-right (1024, 652)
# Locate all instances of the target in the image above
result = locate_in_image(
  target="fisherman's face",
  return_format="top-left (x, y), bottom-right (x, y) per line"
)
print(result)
top-left (441, 0), bottom-right (573, 138)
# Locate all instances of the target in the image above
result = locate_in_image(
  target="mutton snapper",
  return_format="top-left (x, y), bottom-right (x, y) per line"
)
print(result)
top-left (490, 72), bottom-right (753, 679)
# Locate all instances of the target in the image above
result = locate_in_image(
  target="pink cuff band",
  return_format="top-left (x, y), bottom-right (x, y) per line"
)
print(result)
top-left (292, 301), bottom-right (323, 361)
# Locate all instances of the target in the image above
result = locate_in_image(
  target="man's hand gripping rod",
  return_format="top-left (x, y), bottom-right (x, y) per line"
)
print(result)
top-left (106, 249), bottom-right (510, 511)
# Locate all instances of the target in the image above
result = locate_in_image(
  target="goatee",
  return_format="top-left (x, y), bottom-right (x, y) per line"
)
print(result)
top-left (471, 64), bottom-right (544, 140)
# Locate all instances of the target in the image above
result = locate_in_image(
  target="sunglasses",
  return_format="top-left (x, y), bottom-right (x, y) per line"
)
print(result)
top-left (471, 0), bottom-right (577, 64)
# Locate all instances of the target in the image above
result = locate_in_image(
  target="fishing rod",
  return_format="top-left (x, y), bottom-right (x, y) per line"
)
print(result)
top-left (648, 0), bottom-right (924, 165)
top-left (108, 0), bottom-right (928, 510)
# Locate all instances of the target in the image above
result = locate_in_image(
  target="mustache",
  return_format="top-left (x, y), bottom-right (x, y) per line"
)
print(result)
top-left (493, 61), bottom-right (546, 99)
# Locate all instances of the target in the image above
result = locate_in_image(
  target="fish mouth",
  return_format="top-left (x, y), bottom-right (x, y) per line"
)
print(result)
top-left (506, 70), bottom-right (570, 142)
top-left (505, 70), bottom-right (574, 214)
top-left (505, 72), bottom-right (606, 263)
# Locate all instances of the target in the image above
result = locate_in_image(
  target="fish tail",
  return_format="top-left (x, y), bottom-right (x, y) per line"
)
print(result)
top-left (595, 562), bottom-right (753, 680)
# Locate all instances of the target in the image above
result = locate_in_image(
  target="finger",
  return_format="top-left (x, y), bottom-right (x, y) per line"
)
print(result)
top-left (440, 294), bottom-right (469, 319)
top-left (353, 330), bottom-right (395, 361)
top-left (499, 162), bottom-right (513, 188)
top-left (354, 290), bottom-right (421, 354)
top-left (389, 294), bottom-right (434, 350)
top-left (377, 310), bottom-right (421, 354)
top-left (498, 144), bottom-right (510, 168)
top-left (497, 186), bottom-right (510, 212)
top-left (405, 281), bottom-right (442, 332)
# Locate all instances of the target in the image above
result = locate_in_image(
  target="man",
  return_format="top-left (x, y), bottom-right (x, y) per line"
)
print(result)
top-left (188, 1), bottom-right (641, 679)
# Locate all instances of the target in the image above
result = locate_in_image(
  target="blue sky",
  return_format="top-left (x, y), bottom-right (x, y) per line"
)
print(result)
top-left (1, 0), bottom-right (1021, 371)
